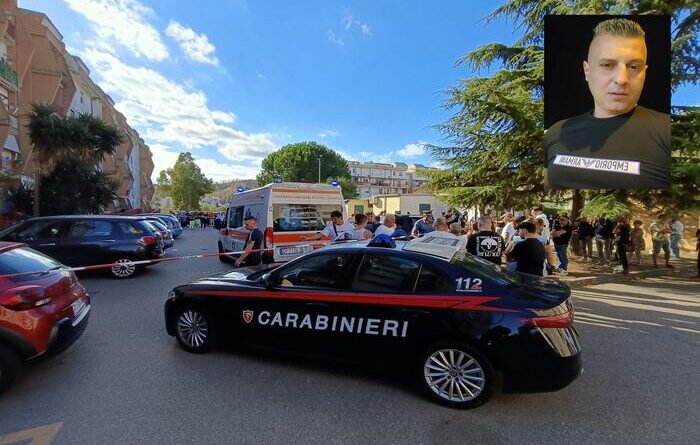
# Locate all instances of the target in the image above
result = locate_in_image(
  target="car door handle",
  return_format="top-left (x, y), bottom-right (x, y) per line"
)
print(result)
top-left (39, 243), bottom-right (56, 246)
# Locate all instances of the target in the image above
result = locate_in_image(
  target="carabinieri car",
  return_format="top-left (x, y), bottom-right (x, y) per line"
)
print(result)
top-left (164, 235), bottom-right (582, 408)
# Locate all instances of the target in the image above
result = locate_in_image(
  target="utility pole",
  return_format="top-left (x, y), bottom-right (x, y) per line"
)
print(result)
top-left (317, 155), bottom-right (322, 183)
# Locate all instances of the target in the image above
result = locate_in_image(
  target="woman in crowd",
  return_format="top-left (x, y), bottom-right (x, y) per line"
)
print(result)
top-left (630, 219), bottom-right (646, 265)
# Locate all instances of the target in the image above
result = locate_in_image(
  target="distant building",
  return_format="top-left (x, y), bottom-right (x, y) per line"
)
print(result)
top-left (348, 161), bottom-right (437, 198)
top-left (0, 0), bottom-right (154, 211)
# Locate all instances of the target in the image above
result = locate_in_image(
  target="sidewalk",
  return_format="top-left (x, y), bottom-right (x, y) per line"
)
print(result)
top-left (553, 252), bottom-right (697, 288)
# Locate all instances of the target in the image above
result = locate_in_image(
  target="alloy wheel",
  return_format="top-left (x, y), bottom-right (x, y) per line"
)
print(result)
top-left (176, 309), bottom-right (209, 349)
top-left (424, 348), bottom-right (486, 402)
top-left (111, 259), bottom-right (136, 278)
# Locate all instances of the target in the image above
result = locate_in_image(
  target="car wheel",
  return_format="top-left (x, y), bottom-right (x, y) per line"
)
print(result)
top-left (218, 242), bottom-right (227, 263)
top-left (110, 258), bottom-right (137, 279)
top-left (420, 343), bottom-right (496, 409)
top-left (174, 305), bottom-right (215, 353)
top-left (0, 344), bottom-right (22, 395)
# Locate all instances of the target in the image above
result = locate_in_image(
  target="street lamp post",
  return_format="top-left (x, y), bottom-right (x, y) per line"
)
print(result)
top-left (318, 155), bottom-right (322, 183)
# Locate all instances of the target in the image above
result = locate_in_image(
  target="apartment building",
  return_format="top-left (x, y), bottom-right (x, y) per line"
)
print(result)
top-left (0, 0), bottom-right (154, 211)
top-left (348, 160), bottom-right (437, 198)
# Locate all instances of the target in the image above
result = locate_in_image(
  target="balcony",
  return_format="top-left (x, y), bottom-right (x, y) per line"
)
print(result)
top-left (0, 59), bottom-right (18, 88)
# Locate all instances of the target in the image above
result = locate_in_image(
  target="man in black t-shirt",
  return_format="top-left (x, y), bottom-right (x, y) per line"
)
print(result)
top-left (552, 216), bottom-right (573, 274)
top-left (466, 215), bottom-right (506, 265)
top-left (545, 18), bottom-right (670, 190)
top-left (234, 216), bottom-right (264, 267)
top-left (511, 221), bottom-right (547, 277)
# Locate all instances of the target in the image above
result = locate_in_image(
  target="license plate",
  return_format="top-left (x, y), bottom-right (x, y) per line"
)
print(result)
top-left (71, 298), bottom-right (86, 317)
top-left (280, 247), bottom-right (304, 255)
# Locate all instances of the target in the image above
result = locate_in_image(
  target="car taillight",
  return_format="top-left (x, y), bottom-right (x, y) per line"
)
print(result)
top-left (263, 227), bottom-right (274, 263)
top-left (138, 235), bottom-right (157, 246)
top-left (0, 285), bottom-right (51, 311)
top-left (521, 309), bottom-right (574, 329)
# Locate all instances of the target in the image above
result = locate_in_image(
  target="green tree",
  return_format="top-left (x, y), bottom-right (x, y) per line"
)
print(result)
top-left (26, 103), bottom-right (124, 216)
top-left (157, 152), bottom-right (214, 210)
top-left (256, 141), bottom-right (355, 198)
top-left (39, 157), bottom-right (118, 215)
top-left (429, 0), bottom-right (699, 216)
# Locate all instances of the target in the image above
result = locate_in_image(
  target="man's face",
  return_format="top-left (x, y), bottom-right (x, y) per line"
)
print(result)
top-left (332, 216), bottom-right (343, 225)
top-left (584, 34), bottom-right (647, 118)
top-left (244, 219), bottom-right (256, 230)
top-left (384, 217), bottom-right (395, 227)
top-left (422, 214), bottom-right (430, 222)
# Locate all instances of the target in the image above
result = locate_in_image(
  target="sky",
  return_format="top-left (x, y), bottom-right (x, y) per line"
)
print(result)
top-left (17, 1), bottom-right (700, 183)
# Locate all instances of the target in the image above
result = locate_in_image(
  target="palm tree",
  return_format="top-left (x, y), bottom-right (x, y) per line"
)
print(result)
top-left (25, 103), bottom-right (124, 216)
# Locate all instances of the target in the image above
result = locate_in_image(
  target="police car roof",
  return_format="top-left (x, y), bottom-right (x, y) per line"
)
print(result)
top-left (324, 237), bottom-right (460, 262)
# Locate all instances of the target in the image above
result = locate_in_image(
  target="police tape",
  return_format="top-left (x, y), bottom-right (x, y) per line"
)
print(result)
top-left (0, 239), bottom-right (371, 279)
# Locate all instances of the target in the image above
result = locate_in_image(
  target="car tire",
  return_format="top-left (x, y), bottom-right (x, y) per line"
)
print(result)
top-left (218, 242), bottom-right (227, 263)
top-left (173, 305), bottom-right (215, 353)
top-left (420, 342), bottom-right (496, 409)
top-left (110, 258), bottom-right (137, 279)
top-left (0, 344), bottom-right (22, 395)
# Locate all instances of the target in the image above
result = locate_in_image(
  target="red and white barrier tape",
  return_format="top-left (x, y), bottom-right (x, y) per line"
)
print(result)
top-left (0, 239), bottom-right (370, 278)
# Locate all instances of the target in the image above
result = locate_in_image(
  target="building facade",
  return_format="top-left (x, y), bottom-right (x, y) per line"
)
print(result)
top-left (348, 161), bottom-right (437, 198)
top-left (0, 0), bottom-right (154, 212)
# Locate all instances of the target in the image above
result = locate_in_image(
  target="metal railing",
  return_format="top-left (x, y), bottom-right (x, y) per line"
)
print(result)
top-left (0, 59), bottom-right (18, 87)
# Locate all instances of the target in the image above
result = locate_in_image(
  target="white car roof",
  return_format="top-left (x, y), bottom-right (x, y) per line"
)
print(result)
top-left (401, 235), bottom-right (463, 260)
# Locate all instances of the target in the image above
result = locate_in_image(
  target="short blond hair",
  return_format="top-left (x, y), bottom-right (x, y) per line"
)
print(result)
top-left (593, 18), bottom-right (645, 40)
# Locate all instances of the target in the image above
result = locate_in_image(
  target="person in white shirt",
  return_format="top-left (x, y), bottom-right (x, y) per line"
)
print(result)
top-left (300, 210), bottom-right (354, 242)
top-left (500, 213), bottom-right (516, 242)
top-left (374, 213), bottom-right (397, 236)
top-left (339, 213), bottom-right (374, 240)
top-left (670, 218), bottom-right (684, 259)
top-left (531, 206), bottom-right (550, 241)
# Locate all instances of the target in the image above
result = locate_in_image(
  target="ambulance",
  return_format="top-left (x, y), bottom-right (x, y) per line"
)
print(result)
top-left (217, 182), bottom-right (345, 263)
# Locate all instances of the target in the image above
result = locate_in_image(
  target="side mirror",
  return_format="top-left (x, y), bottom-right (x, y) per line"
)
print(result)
top-left (259, 273), bottom-right (274, 289)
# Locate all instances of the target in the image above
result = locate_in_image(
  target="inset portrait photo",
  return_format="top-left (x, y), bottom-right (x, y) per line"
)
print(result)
top-left (544, 15), bottom-right (671, 190)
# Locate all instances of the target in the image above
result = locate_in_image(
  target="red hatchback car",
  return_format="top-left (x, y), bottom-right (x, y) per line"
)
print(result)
top-left (0, 242), bottom-right (90, 394)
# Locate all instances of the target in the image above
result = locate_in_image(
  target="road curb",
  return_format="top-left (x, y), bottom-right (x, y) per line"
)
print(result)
top-left (563, 265), bottom-right (696, 288)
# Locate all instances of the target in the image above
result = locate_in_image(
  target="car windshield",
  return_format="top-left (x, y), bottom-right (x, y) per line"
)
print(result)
top-left (451, 252), bottom-right (522, 286)
top-left (0, 246), bottom-right (63, 282)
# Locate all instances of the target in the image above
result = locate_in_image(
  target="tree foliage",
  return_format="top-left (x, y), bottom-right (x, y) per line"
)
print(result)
top-left (39, 157), bottom-right (118, 215)
top-left (156, 152), bottom-right (214, 210)
top-left (256, 142), bottom-right (356, 198)
top-left (429, 0), bottom-right (699, 214)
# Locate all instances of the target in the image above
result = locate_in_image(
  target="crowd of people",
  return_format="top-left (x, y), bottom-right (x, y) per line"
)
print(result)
top-left (175, 211), bottom-right (225, 229)
top-left (319, 206), bottom-right (696, 278)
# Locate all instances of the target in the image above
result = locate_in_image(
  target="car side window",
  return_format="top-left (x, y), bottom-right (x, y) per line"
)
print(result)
top-left (274, 253), bottom-right (353, 289)
top-left (67, 220), bottom-right (114, 238)
top-left (415, 265), bottom-right (452, 294)
top-left (351, 254), bottom-right (420, 293)
top-left (119, 222), bottom-right (145, 235)
top-left (229, 206), bottom-right (243, 228)
top-left (15, 221), bottom-right (66, 240)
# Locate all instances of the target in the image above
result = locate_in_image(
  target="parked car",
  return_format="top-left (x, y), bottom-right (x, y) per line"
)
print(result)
top-left (0, 216), bottom-right (164, 279)
top-left (140, 217), bottom-right (174, 249)
top-left (0, 242), bottom-right (90, 394)
top-left (164, 236), bottom-right (582, 408)
top-left (141, 214), bottom-right (182, 238)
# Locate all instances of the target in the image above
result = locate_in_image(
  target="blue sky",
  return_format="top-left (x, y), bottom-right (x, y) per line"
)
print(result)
top-left (18, 1), bottom-right (700, 182)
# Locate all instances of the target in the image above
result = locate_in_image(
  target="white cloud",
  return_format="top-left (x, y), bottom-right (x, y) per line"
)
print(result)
top-left (360, 23), bottom-right (372, 35)
top-left (81, 44), bottom-right (277, 165)
top-left (63, 0), bottom-right (169, 61)
top-left (194, 158), bottom-right (260, 181)
top-left (343, 14), bottom-right (354, 30)
top-left (165, 21), bottom-right (219, 66)
top-left (327, 30), bottom-right (344, 46)
top-left (317, 129), bottom-right (340, 138)
top-left (149, 144), bottom-right (181, 176)
top-left (397, 142), bottom-right (426, 158)
top-left (351, 150), bottom-right (394, 164)
top-left (256, 72), bottom-right (265, 79)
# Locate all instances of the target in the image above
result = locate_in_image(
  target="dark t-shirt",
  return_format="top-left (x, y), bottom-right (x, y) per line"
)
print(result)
top-left (615, 224), bottom-right (631, 245)
top-left (545, 106), bottom-right (670, 189)
top-left (244, 228), bottom-right (264, 265)
top-left (595, 219), bottom-right (614, 239)
top-left (511, 238), bottom-right (546, 276)
top-left (553, 224), bottom-right (572, 245)
top-left (466, 231), bottom-right (506, 265)
top-left (577, 221), bottom-right (595, 238)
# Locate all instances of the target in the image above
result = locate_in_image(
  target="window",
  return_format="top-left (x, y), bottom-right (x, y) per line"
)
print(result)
top-left (0, 247), bottom-right (62, 282)
top-left (67, 220), bottom-right (113, 238)
top-left (351, 254), bottom-right (420, 293)
top-left (15, 221), bottom-right (66, 240)
top-left (453, 255), bottom-right (521, 286)
top-left (272, 204), bottom-right (336, 232)
top-left (119, 222), bottom-right (145, 235)
top-left (353, 205), bottom-right (365, 214)
top-left (229, 206), bottom-right (244, 228)
top-left (273, 253), bottom-right (353, 289)
top-left (418, 203), bottom-right (431, 213)
top-left (415, 265), bottom-right (452, 294)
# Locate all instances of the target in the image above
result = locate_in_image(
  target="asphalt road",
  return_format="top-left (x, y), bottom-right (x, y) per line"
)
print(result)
top-left (1, 228), bottom-right (698, 445)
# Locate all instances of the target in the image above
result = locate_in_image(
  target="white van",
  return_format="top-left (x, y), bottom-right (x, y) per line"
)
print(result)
top-left (217, 182), bottom-right (345, 263)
